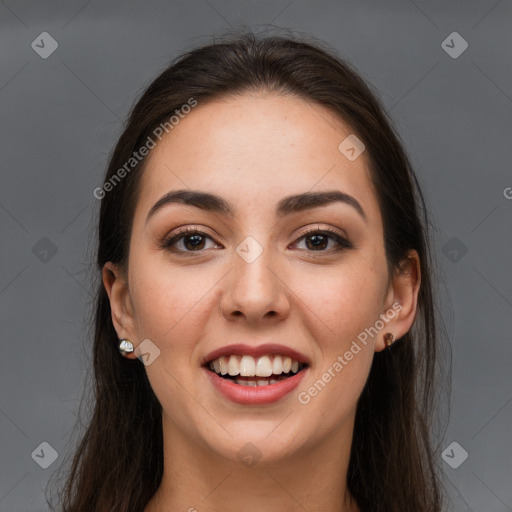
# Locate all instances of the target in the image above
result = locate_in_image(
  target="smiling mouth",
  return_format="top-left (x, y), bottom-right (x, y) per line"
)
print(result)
top-left (205, 354), bottom-right (308, 387)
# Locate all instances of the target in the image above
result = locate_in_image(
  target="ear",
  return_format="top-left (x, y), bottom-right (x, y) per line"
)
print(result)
top-left (102, 262), bottom-right (138, 359)
top-left (375, 249), bottom-right (421, 352)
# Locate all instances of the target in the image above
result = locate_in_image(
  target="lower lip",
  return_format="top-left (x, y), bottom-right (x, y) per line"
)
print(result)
top-left (204, 367), bottom-right (308, 405)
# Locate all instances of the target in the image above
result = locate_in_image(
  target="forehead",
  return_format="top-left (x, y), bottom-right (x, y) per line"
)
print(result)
top-left (135, 93), bottom-right (380, 223)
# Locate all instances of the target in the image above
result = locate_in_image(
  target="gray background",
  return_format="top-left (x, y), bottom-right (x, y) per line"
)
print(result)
top-left (1, 1), bottom-right (511, 511)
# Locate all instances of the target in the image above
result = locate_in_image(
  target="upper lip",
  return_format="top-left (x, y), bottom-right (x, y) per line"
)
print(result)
top-left (202, 343), bottom-right (310, 366)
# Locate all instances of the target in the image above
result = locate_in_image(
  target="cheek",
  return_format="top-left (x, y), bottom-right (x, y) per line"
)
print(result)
top-left (301, 256), bottom-right (387, 411)
top-left (128, 255), bottom-right (213, 350)
top-left (295, 265), bottom-right (380, 417)
top-left (299, 258), bottom-right (387, 344)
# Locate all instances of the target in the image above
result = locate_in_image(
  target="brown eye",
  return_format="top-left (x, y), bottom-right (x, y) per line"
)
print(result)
top-left (161, 228), bottom-right (219, 253)
top-left (181, 234), bottom-right (207, 251)
top-left (304, 233), bottom-right (329, 250)
top-left (294, 228), bottom-right (353, 252)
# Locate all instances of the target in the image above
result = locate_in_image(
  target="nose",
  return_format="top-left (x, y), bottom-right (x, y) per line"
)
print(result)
top-left (220, 241), bottom-right (291, 325)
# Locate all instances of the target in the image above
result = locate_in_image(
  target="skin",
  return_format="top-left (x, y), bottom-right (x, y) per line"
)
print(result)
top-left (103, 92), bottom-right (420, 512)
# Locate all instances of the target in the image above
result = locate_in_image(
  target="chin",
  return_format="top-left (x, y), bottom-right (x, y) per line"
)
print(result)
top-left (198, 420), bottom-right (312, 466)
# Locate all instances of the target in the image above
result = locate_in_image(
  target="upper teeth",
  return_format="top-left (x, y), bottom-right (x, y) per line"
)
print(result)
top-left (208, 354), bottom-right (302, 377)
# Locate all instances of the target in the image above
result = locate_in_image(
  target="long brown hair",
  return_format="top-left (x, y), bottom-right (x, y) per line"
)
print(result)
top-left (50, 30), bottom-right (445, 512)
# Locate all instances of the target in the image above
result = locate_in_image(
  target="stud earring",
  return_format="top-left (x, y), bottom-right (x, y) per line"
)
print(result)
top-left (383, 332), bottom-right (395, 348)
top-left (118, 339), bottom-right (134, 356)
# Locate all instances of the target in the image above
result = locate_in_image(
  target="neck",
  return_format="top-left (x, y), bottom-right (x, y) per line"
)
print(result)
top-left (145, 413), bottom-right (360, 512)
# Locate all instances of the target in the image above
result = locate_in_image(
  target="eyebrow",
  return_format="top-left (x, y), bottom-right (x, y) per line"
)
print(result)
top-left (146, 189), bottom-right (366, 222)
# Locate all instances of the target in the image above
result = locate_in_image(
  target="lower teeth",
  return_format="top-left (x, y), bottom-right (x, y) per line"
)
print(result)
top-left (219, 373), bottom-right (294, 386)
top-left (236, 378), bottom-right (279, 386)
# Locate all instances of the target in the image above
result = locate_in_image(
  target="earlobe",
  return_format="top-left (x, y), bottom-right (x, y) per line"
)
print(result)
top-left (375, 250), bottom-right (421, 352)
top-left (102, 262), bottom-right (138, 359)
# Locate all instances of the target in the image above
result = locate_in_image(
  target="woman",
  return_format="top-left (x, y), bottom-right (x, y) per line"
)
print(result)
top-left (55, 31), bottom-right (443, 512)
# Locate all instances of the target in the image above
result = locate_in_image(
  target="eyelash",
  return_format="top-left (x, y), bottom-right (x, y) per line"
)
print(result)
top-left (160, 226), bottom-right (353, 255)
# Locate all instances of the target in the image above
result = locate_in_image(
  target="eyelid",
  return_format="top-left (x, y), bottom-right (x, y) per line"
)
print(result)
top-left (293, 224), bottom-right (348, 241)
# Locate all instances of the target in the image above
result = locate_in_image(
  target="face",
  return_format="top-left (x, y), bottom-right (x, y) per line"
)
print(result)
top-left (104, 92), bottom-right (419, 465)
